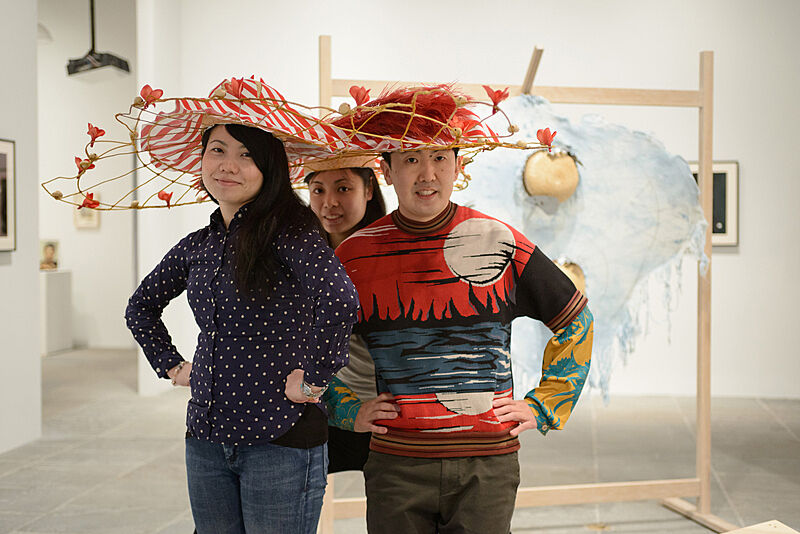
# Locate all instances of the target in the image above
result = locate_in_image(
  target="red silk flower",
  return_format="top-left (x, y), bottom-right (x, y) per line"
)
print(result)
top-left (452, 117), bottom-right (482, 138)
top-left (75, 156), bottom-right (95, 174)
top-left (483, 85), bottom-right (509, 114)
top-left (349, 86), bottom-right (370, 106)
top-left (537, 128), bottom-right (557, 151)
top-left (79, 193), bottom-right (99, 209)
top-left (140, 84), bottom-right (164, 108)
top-left (158, 190), bottom-right (173, 208)
top-left (224, 78), bottom-right (245, 99)
top-left (87, 123), bottom-right (105, 147)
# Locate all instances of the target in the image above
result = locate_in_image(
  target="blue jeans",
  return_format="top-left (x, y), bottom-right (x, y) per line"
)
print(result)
top-left (185, 437), bottom-right (328, 534)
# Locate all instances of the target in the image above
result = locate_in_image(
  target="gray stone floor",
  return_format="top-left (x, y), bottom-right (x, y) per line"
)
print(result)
top-left (0, 349), bottom-right (797, 533)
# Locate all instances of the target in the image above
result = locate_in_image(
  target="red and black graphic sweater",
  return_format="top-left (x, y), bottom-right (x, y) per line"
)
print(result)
top-left (335, 203), bottom-right (591, 457)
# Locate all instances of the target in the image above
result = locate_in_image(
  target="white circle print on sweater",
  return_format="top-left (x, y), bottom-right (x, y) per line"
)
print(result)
top-left (443, 218), bottom-right (515, 287)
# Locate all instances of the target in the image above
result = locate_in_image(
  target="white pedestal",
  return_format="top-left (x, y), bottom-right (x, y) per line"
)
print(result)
top-left (40, 270), bottom-right (73, 355)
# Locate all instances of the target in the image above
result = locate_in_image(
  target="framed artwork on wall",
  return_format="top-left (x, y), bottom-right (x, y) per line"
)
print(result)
top-left (39, 240), bottom-right (59, 270)
top-left (73, 194), bottom-right (100, 229)
top-left (690, 161), bottom-right (739, 246)
top-left (0, 139), bottom-right (16, 251)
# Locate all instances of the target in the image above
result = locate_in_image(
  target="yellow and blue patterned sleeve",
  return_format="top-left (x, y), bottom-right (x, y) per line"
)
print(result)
top-left (322, 376), bottom-right (363, 431)
top-left (525, 306), bottom-right (594, 434)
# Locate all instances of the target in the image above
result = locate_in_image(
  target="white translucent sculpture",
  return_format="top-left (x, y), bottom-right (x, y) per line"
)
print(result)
top-left (453, 95), bottom-right (707, 398)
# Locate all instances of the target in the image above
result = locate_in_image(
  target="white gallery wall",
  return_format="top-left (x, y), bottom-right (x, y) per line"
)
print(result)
top-left (135, 0), bottom-right (800, 399)
top-left (37, 0), bottom-right (136, 349)
top-left (135, 0), bottom-right (211, 395)
top-left (0, 1), bottom-right (41, 454)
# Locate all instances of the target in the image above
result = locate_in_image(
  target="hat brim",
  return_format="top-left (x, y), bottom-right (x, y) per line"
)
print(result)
top-left (303, 154), bottom-right (378, 173)
top-left (139, 92), bottom-right (351, 178)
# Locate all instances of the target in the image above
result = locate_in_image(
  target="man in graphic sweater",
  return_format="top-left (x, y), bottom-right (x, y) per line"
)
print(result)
top-left (329, 86), bottom-right (594, 534)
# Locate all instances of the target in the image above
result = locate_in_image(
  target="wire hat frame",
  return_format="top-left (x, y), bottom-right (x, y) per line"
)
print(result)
top-left (42, 77), bottom-right (555, 211)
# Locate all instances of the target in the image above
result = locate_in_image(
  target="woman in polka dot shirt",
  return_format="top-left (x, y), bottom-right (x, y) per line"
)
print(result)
top-left (126, 124), bottom-right (359, 533)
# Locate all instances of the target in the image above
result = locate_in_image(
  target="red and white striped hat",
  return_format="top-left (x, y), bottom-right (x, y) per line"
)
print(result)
top-left (41, 77), bottom-right (360, 210)
top-left (139, 76), bottom-right (351, 177)
top-left (42, 78), bottom-right (552, 209)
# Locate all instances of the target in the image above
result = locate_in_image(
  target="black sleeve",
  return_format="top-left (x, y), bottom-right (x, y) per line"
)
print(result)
top-left (514, 246), bottom-right (588, 332)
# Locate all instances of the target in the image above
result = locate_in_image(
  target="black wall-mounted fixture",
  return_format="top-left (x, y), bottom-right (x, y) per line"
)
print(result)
top-left (67, 0), bottom-right (130, 76)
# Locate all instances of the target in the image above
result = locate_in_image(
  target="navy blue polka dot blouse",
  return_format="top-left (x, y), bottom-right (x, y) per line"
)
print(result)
top-left (125, 207), bottom-right (359, 445)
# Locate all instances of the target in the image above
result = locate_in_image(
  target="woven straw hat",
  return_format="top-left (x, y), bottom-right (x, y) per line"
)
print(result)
top-left (306, 83), bottom-right (551, 189)
top-left (42, 76), bottom-right (353, 210)
top-left (42, 79), bottom-right (554, 208)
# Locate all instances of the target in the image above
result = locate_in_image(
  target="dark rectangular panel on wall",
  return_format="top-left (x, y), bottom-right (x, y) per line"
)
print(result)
top-left (690, 161), bottom-right (739, 247)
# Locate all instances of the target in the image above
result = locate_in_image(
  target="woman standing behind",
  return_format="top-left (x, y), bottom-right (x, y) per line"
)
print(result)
top-left (126, 78), bottom-right (359, 534)
top-left (305, 160), bottom-right (399, 474)
top-left (306, 160), bottom-right (384, 249)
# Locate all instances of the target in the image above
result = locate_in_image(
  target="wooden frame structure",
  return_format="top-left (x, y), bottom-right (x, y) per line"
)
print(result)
top-left (317, 34), bottom-right (735, 533)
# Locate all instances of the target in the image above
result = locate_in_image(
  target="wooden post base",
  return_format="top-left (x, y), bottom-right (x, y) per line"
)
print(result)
top-left (662, 497), bottom-right (739, 533)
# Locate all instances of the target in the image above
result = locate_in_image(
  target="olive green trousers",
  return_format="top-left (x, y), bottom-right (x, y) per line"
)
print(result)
top-left (364, 451), bottom-right (519, 534)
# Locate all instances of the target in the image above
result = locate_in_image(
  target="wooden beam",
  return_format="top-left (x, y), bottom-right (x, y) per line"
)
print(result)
top-left (520, 46), bottom-right (544, 94)
top-left (317, 474), bottom-right (335, 534)
top-left (318, 35), bottom-right (332, 113)
top-left (331, 79), bottom-right (702, 107)
top-left (531, 86), bottom-right (702, 107)
top-left (332, 496), bottom-right (367, 520)
top-left (515, 478), bottom-right (700, 507)
top-left (696, 49), bottom-right (715, 515)
top-left (330, 478), bottom-right (701, 519)
top-left (662, 497), bottom-right (738, 533)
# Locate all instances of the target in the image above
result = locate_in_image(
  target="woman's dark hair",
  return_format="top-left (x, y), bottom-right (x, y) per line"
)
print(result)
top-left (305, 167), bottom-right (386, 244)
top-left (348, 168), bottom-right (386, 234)
top-left (201, 124), bottom-right (318, 294)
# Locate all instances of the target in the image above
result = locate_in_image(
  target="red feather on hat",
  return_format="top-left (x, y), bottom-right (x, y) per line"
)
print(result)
top-left (331, 84), bottom-right (483, 145)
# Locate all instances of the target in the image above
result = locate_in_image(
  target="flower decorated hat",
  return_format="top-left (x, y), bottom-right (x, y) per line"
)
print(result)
top-left (298, 83), bottom-right (556, 189)
top-left (42, 78), bottom-right (557, 208)
top-left (42, 76), bottom-right (356, 210)
top-left (301, 154), bottom-right (383, 183)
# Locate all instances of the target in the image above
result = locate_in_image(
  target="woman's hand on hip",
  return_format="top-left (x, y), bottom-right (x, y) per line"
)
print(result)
top-left (168, 361), bottom-right (191, 387)
top-left (285, 368), bottom-right (323, 404)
